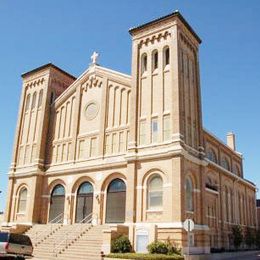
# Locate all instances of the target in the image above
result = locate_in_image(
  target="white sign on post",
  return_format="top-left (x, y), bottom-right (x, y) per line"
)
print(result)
top-left (183, 219), bottom-right (194, 232)
top-left (183, 219), bottom-right (195, 257)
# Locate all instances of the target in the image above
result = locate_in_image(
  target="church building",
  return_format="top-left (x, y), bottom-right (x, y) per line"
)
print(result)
top-left (3, 11), bottom-right (257, 254)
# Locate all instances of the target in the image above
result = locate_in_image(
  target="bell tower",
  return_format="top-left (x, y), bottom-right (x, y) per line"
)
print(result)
top-left (128, 11), bottom-right (204, 154)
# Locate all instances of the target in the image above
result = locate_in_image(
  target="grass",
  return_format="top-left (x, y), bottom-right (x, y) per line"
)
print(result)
top-left (106, 253), bottom-right (184, 260)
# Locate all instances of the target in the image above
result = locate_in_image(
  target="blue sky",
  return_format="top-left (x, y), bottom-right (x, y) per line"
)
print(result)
top-left (0, 0), bottom-right (260, 211)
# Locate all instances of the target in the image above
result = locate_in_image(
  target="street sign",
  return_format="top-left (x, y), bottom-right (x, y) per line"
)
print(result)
top-left (183, 219), bottom-right (194, 232)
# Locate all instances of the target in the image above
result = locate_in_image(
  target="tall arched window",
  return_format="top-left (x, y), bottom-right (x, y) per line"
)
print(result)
top-left (207, 148), bottom-right (217, 164)
top-left (152, 50), bottom-right (158, 71)
top-left (106, 179), bottom-right (126, 223)
top-left (229, 187), bottom-right (233, 223)
top-left (50, 91), bottom-right (56, 105)
top-left (234, 165), bottom-right (241, 176)
top-left (38, 90), bottom-right (43, 108)
top-left (185, 177), bottom-right (193, 211)
top-left (75, 182), bottom-right (94, 223)
top-left (164, 47), bottom-right (170, 67)
top-left (31, 92), bottom-right (37, 109)
top-left (17, 187), bottom-right (27, 213)
top-left (49, 184), bottom-right (65, 223)
top-left (147, 175), bottom-right (163, 210)
top-left (141, 54), bottom-right (147, 74)
top-left (221, 157), bottom-right (230, 171)
top-left (225, 186), bottom-right (229, 222)
top-left (25, 94), bottom-right (31, 112)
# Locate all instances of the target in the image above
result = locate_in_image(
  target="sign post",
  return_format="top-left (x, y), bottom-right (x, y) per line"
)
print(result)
top-left (183, 219), bottom-right (195, 259)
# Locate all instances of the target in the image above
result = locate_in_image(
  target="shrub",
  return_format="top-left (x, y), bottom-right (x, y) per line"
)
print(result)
top-left (147, 241), bottom-right (169, 255)
top-left (107, 253), bottom-right (184, 259)
top-left (111, 235), bottom-right (132, 253)
top-left (245, 227), bottom-right (255, 248)
top-left (255, 229), bottom-right (260, 249)
top-left (165, 238), bottom-right (181, 255)
top-left (232, 225), bottom-right (243, 249)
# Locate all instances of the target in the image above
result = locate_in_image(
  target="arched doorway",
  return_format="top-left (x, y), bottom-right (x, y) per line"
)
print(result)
top-left (75, 182), bottom-right (94, 223)
top-left (49, 184), bottom-right (65, 223)
top-left (105, 178), bottom-right (126, 223)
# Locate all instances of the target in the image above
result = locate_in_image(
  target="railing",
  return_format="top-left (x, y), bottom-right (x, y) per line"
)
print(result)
top-left (33, 213), bottom-right (64, 244)
top-left (52, 212), bottom-right (96, 257)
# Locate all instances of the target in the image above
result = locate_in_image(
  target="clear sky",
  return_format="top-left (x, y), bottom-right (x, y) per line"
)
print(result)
top-left (0, 0), bottom-right (260, 211)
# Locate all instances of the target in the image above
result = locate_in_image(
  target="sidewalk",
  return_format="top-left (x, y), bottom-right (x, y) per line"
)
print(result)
top-left (209, 250), bottom-right (260, 259)
top-left (185, 250), bottom-right (260, 260)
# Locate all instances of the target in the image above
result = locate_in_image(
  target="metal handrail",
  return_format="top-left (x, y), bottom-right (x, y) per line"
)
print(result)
top-left (52, 213), bottom-right (96, 257)
top-left (34, 213), bottom-right (64, 243)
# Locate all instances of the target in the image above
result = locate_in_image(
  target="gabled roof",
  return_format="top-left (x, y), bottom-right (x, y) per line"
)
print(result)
top-left (129, 10), bottom-right (202, 44)
top-left (53, 64), bottom-right (131, 108)
top-left (21, 63), bottom-right (77, 80)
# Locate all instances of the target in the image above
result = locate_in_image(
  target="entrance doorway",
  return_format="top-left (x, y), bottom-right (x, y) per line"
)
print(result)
top-left (75, 182), bottom-right (93, 223)
top-left (49, 184), bottom-right (65, 223)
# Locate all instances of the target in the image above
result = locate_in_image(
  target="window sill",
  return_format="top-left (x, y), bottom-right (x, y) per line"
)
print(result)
top-left (185, 210), bottom-right (194, 214)
top-left (146, 209), bottom-right (163, 213)
top-left (141, 72), bottom-right (148, 79)
top-left (152, 69), bottom-right (158, 76)
top-left (16, 212), bottom-right (25, 216)
top-left (164, 65), bottom-right (170, 72)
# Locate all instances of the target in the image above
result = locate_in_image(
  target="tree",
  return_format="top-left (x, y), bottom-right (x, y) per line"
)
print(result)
top-left (255, 229), bottom-right (260, 249)
top-left (232, 225), bottom-right (243, 249)
top-left (245, 227), bottom-right (255, 248)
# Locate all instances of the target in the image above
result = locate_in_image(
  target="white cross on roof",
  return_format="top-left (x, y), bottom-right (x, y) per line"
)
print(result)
top-left (91, 51), bottom-right (99, 65)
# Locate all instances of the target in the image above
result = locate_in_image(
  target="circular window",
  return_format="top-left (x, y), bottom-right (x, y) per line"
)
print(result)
top-left (85, 101), bottom-right (99, 120)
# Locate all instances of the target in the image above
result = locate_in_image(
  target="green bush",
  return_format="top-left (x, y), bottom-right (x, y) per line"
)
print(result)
top-left (232, 225), bottom-right (243, 249)
top-left (107, 253), bottom-right (184, 259)
top-left (245, 227), bottom-right (255, 248)
top-left (111, 235), bottom-right (132, 253)
top-left (147, 240), bottom-right (181, 256)
top-left (165, 239), bottom-right (181, 255)
top-left (255, 229), bottom-right (260, 248)
top-left (147, 241), bottom-right (169, 255)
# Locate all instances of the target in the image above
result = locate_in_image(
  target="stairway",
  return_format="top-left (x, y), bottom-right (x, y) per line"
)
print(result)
top-left (26, 224), bottom-right (106, 260)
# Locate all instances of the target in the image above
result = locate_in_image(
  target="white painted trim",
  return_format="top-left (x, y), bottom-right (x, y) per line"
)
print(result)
top-left (205, 187), bottom-right (219, 195)
top-left (126, 222), bottom-right (209, 231)
top-left (163, 183), bottom-right (172, 188)
top-left (41, 195), bottom-right (50, 198)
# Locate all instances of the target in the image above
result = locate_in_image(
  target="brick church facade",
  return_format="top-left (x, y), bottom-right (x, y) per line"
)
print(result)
top-left (3, 11), bottom-right (257, 254)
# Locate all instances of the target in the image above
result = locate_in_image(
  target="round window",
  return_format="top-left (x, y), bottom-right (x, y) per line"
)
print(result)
top-left (85, 101), bottom-right (99, 120)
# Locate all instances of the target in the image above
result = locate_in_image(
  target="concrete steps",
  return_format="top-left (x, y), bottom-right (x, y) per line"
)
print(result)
top-left (27, 224), bottom-right (106, 259)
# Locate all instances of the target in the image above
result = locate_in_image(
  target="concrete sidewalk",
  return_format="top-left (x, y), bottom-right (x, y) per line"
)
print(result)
top-left (209, 250), bottom-right (260, 259)
top-left (185, 250), bottom-right (260, 260)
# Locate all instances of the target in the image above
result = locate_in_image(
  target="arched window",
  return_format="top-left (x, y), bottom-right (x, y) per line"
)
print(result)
top-left (17, 187), bottom-right (27, 213)
top-left (106, 179), bottom-right (126, 223)
top-left (38, 90), bottom-right (43, 108)
top-left (147, 175), bottom-right (163, 210)
top-left (234, 165), bottom-right (240, 176)
top-left (141, 54), bottom-right (147, 74)
top-left (25, 94), bottom-right (31, 112)
top-left (31, 92), bottom-right (37, 109)
top-left (152, 50), bottom-right (158, 71)
top-left (225, 186), bottom-right (229, 222)
top-left (164, 47), bottom-right (170, 67)
top-left (221, 157), bottom-right (230, 171)
top-left (75, 182), bottom-right (94, 223)
top-left (185, 177), bottom-right (193, 211)
top-left (50, 91), bottom-right (56, 105)
top-left (207, 148), bottom-right (217, 163)
top-left (49, 184), bottom-right (65, 223)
